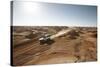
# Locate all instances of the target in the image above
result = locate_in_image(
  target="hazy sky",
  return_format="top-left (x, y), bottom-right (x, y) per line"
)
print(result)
top-left (13, 1), bottom-right (97, 27)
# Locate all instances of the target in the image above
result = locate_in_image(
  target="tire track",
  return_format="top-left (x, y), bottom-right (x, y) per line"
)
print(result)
top-left (13, 41), bottom-right (39, 57)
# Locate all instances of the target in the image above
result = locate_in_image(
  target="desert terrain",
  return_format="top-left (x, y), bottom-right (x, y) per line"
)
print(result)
top-left (12, 26), bottom-right (97, 66)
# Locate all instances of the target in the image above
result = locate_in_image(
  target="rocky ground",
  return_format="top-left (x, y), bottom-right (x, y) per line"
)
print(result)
top-left (12, 26), bottom-right (97, 66)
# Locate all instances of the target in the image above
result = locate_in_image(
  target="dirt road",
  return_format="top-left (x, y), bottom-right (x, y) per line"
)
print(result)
top-left (50, 28), bottom-right (73, 39)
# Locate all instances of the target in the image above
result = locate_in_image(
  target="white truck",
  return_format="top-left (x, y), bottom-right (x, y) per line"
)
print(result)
top-left (39, 34), bottom-right (54, 45)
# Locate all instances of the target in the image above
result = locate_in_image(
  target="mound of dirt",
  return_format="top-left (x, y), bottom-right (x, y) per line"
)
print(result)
top-left (66, 30), bottom-right (80, 39)
top-left (90, 33), bottom-right (97, 38)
